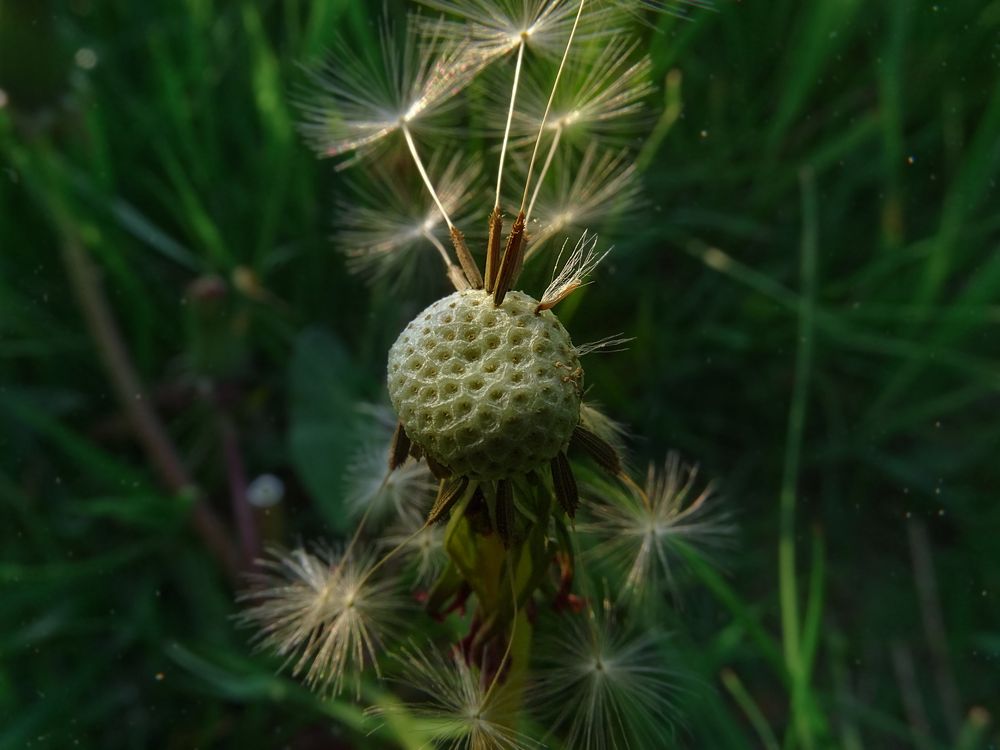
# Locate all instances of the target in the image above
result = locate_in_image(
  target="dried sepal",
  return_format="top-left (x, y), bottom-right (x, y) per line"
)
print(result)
top-left (551, 450), bottom-right (579, 518)
top-left (428, 475), bottom-right (471, 524)
top-left (425, 453), bottom-right (453, 480)
top-left (570, 424), bottom-right (622, 475)
top-left (389, 421), bottom-right (412, 470)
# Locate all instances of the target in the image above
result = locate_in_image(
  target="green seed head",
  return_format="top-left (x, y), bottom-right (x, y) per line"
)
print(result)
top-left (387, 289), bottom-right (583, 480)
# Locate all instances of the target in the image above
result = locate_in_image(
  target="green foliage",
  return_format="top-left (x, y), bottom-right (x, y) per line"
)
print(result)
top-left (1, 0), bottom-right (998, 747)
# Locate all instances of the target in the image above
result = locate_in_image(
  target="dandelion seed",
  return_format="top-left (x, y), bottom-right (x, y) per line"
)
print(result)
top-left (336, 154), bottom-right (483, 285)
top-left (531, 601), bottom-right (677, 749)
top-left (536, 230), bottom-right (610, 311)
top-left (238, 545), bottom-right (406, 697)
top-left (344, 404), bottom-right (437, 524)
top-left (505, 37), bottom-right (654, 147)
top-left (573, 333), bottom-right (634, 357)
top-left (383, 513), bottom-right (448, 586)
top-left (417, 0), bottom-right (602, 61)
top-left (580, 402), bottom-right (630, 452)
top-left (526, 145), bottom-right (641, 257)
top-left (378, 643), bottom-right (541, 749)
top-left (298, 17), bottom-right (477, 161)
top-left (582, 453), bottom-right (734, 600)
top-left (613, 0), bottom-right (715, 19)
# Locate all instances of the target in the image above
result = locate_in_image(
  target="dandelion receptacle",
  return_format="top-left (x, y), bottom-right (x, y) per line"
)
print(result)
top-left (241, 2), bottom-right (731, 746)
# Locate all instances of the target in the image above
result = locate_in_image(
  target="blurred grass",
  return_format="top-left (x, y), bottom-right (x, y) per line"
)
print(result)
top-left (1, 0), bottom-right (998, 748)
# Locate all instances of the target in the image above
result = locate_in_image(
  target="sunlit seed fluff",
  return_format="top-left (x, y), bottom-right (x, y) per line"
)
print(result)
top-left (527, 145), bottom-right (641, 257)
top-left (417, 0), bottom-right (600, 61)
top-left (615, 0), bottom-right (715, 18)
top-left (582, 453), bottom-right (734, 600)
top-left (537, 230), bottom-right (610, 311)
top-left (377, 644), bottom-right (541, 750)
top-left (337, 153), bottom-right (483, 285)
top-left (298, 17), bottom-right (477, 161)
top-left (382, 512), bottom-right (448, 586)
top-left (344, 408), bottom-right (438, 524)
top-left (579, 401), bottom-right (630, 452)
top-left (504, 37), bottom-right (654, 146)
top-left (238, 546), bottom-right (405, 697)
top-left (530, 603), bottom-right (677, 749)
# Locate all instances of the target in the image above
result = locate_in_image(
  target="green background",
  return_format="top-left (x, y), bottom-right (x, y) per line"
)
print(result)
top-left (1, 0), bottom-right (998, 747)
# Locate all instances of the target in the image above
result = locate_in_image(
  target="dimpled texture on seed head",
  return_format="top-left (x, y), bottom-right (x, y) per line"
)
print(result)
top-left (387, 289), bottom-right (582, 480)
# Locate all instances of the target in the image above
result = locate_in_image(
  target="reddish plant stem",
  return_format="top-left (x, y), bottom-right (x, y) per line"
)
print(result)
top-left (220, 414), bottom-right (260, 566)
top-left (60, 229), bottom-right (241, 580)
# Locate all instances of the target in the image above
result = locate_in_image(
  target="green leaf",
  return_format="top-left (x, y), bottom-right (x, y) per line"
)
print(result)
top-left (288, 327), bottom-right (364, 531)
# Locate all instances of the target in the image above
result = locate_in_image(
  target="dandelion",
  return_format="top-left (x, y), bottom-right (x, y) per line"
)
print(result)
top-left (580, 401), bottom-right (630, 452)
top-left (573, 333), bottom-right (635, 357)
top-left (238, 546), bottom-right (406, 697)
top-left (383, 512), bottom-right (448, 586)
top-left (417, 0), bottom-right (598, 61)
top-left (526, 145), bottom-right (641, 256)
top-left (531, 600), bottom-right (677, 749)
top-left (243, 1), bottom-right (722, 745)
top-left (582, 453), bottom-right (734, 600)
top-left (379, 643), bottom-right (541, 749)
top-left (505, 36), bottom-right (654, 148)
top-left (345, 441), bottom-right (438, 526)
top-left (342, 404), bottom-right (438, 524)
top-left (337, 154), bottom-right (483, 285)
top-left (617, 0), bottom-right (715, 18)
top-left (536, 230), bottom-right (610, 311)
top-left (299, 18), bottom-right (476, 161)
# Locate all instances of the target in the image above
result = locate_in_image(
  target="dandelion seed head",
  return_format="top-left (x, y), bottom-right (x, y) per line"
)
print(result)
top-left (531, 602), bottom-right (676, 749)
top-left (336, 154), bottom-right (483, 286)
top-left (417, 0), bottom-right (598, 60)
top-left (377, 644), bottom-right (541, 749)
top-left (503, 37), bottom-right (654, 145)
top-left (238, 546), bottom-right (406, 697)
top-left (299, 17), bottom-right (477, 160)
top-left (582, 453), bottom-right (734, 601)
top-left (344, 405), bottom-right (438, 524)
top-left (528, 145), bottom-right (641, 255)
top-left (383, 513), bottom-right (447, 586)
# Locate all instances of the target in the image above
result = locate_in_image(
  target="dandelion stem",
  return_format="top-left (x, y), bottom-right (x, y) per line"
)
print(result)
top-left (779, 168), bottom-right (819, 749)
top-left (424, 229), bottom-right (458, 270)
top-left (520, 0), bottom-right (587, 213)
top-left (220, 414), bottom-right (260, 566)
top-left (401, 123), bottom-right (456, 234)
top-left (495, 39), bottom-right (527, 209)
top-left (525, 122), bottom-right (563, 226)
top-left (482, 553), bottom-right (520, 707)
